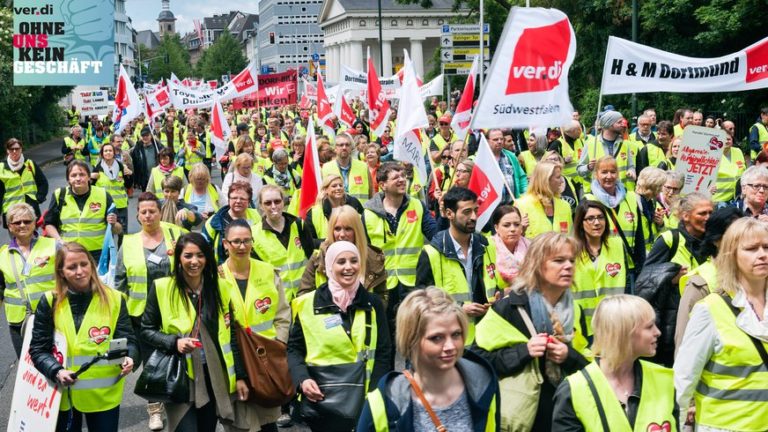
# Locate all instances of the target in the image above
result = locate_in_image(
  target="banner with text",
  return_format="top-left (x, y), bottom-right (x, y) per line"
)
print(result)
top-left (339, 65), bottom-right (401, 99)
top-left (231, 70), bottom-right (297, 110)
top-left (676, 126), bottom-right (726, 195)
top-left (601, 36), bottom-right (768, 94)
top-left (13, 0), bottom-right (115, 85)
top-left (77, 89), bottom-right (110, 117)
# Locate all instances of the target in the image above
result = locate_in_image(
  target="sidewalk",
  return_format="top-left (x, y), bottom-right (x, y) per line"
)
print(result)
top-left (25, 135), bottom-right (65, 167)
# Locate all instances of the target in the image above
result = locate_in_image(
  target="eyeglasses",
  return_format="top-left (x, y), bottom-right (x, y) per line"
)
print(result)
top-left (9, 219), bottom-right (34, 226)
top-left (8, 147), bottom-right (22, 152)
top-left (225, 238), bottom-right (253, 247)
top-left (747, 184), bottom-right (768, 191)
top-left (584, 215), bottom-right (605, 224)
top-left (441, 155), bottom-right (452, 161)
top-left (262, 199), bottom-right (283, 207)
top-left (229, 196), bottom-right (249, 202)
top-left (662, 185), bottom-right (680, 193)
top-left (439, 122), bottom-right (450, 126)
top-left (456, 168), bottom-right (471, 174)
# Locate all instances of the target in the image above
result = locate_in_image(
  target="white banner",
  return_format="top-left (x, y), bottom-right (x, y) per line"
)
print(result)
top-left (601, 36), bottom-right (768, 95)
top-left (167, 63), bottom-right (260, 109)
top-left (78, 89), bottom-right (110, 117)
top-left (675, 126), bottom-right (726, 195)
top-left (471, 7), bottom-right (576, 129)
top-left (339, 65), bottom-right (401, 99)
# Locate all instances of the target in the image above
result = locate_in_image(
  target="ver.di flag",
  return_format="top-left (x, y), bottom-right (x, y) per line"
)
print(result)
top-left (393, 50), bottom-right (429, 184)
top-left (471, 7), bottom-right (576, 130)
top-left (367, 49), bottom-right (393, 138)
top-left (145, 86), bottom-right (171, 120)
top-left (316, 73), bottom-right (335, 136)
top-left (334, 85), bottom-right (356, 128)
top-left (601, 36), bottom-right (768, 94)
top-left (468, 134), bottom-right (505, 229)
top-left (112, 64), bottom-right (142, 134)
top-left (210, 97), bottom-right (231, 160)
top-left (298, 117), bottom-right (322, 219)
top-left (452, 56), bottom-right (479, 141)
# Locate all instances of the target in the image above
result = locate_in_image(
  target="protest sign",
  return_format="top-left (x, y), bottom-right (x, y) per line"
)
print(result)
top-left (231, 70), bottom-right (297, 109)
top-left (77, 89), bottom-right (110, 117)
top-left (8, 315), bottom-right (67, 432)
top-left (675, 126), bottom-right (727, 195)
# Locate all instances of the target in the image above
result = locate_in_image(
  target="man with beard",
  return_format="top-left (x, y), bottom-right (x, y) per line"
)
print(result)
top-left (415, 187), bottom-right (499, 343)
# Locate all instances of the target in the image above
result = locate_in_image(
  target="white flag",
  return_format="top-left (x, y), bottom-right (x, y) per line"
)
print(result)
top-left (112, 65), bottom-right (142, 134)
top-left (210, 98), bottom-right (231, 160)
top-left (467, 134), bottom-right (505, 229)
top-left (394, 51), bottom-right (429, 184)
top-left (472, 7), bottom-right (576, 129)
top-left (419, 74), bottom-right (444, 99)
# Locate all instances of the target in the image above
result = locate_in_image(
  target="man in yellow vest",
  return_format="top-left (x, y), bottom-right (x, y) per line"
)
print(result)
top-left (577, 110), bottom-right (636, 190)
top-left (67, 105), bottom-right (80, 127)
top-left (322, 132), bottom-right (373, 204)
top-left (748, 107), bottom-right (768, 159)
top-left (637, 120), bottom-right (674, 173)
top-left (550, 120), bottom-right (584, 182)
top-left (674, 108), bottom-right (693, 137)
top-left (364, 163), bottom-right (438, 343)
top-left (416, 187), bottom-right (500, 342)
top-left (428, 114), bottom-right (458, 162)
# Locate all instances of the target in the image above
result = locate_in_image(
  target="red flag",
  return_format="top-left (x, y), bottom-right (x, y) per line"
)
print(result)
top-left (299, 117), bottom-right (322, 219)
top-left (333, 85), bottom-right (356, 128)
top-left (210, 98), bottom-right (231, 160)
top-left (316, 73), bottom-right (335, 135)
top-left (467, 133), bottom-right (505, 229)
top-left (367, 53), bottom-right (392, 137)
top-left (451, 56), bottom-right (479, 141)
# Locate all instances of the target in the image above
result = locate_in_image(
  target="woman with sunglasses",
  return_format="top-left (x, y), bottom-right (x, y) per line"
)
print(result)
top-left (0, 203), bottom-right (57, 357)
top-left (91, 142), bottom-right (131, 229)
top-left (0, 138), bottom-right (48, 226)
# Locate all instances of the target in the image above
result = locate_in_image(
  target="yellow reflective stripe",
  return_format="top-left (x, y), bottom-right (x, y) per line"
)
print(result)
top-left (450, 292), bottom-right (471, 303)
top-left (249, 320), bottom-right (274, 333)
top-left (704, 360), bottom-right (768, 378)
top-left (600, 287), bottom-right (625, 296)
top-left (280, 261), bottom-right (305, 271)
top-left (572, 290), bottom-right (597, 300)
top-left (3, 297), bottom-right (26, 305)
top-left (6, 274), bottom-right (55, 288)
top-left (72, 356), bottom-right (123, 367)
top-left (350, 193), bottom-right (368, 200)
top-left (127, 275), bottom-right (147, 284)
top-left (71, 376), bottom-right (121, 390)
top-left (62, 231), bottom-right (103, 238)
top-left (61, 218), bottom-right (104, 224)
top-left (128, 291), bottom-right (147, 300)
top-left (696, 381), bottom-right (768, 402)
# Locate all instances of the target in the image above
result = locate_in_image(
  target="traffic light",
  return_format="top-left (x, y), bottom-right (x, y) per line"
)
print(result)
top-left (269, 32), bottom-right (275, 44)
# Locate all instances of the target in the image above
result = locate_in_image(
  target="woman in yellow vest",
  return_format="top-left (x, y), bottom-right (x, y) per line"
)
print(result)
top-left (299, 205), bottom-right (386, 299)
top-left (543, 151), bottom-right (580, 213)
top-left (553, 295), bottom-right (678, 431)
top-left (140, 233), bottom-right (249, 432)
top-left (180, 129), bottom-right (206, 176)
top-left (0, 203), bottom-right (56, 357)
top-left (675, 218), bottom-right (768, 432)
top-left (472, 232), bottom-right (590, 431)
top-left (221, 219), bottom-right (290, 432)
top-left (43, 160), bottom-right (120, 261)
top-left (639, 192), bottom-right (713, 367)
top-left (159, 176), bottom-right (202, 232)
top-left (634, 167), bottom-right (667, 253)
top-left (146, 147), bottom-right (187, 199)
top-left (115, 192), bottom-right (186, 431)
top-left (203, 182), bottom-right (262, 264)
top-left (491, 205), bottom-right (530, 290)
top-left (357, 288), bottom-right (499, 432)
top-left (515, 161), bottom-right (573, 239)
top-left (263, 149), bottom-right (301, 205)
top-left (252, 185), bottom-right (315, 303)
top-left (288, 241), bottom-right (391, 432)
top-left (305, 174), bottom-right (364, 245)
top-left (91, 143), bottom-right (131, 229)
top-left (714, 131), bottom-right (746, 204)
top-left (220, 153), bottom-right (266, 209)
top-left (518, 133), bottom-right (546, 180)
top-left (658, 170), bottom-right (683, 230)
top-left (0, 137), bottom-right (48, 224)
top-left (571, 200), bottom-right (627, 335)
top-left (182, 163), bottom-right (220, 228)
top-left (29, 242), bottom-right (136, 432)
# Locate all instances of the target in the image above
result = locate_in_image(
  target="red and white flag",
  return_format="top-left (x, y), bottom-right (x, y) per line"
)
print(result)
top-left (468, 133), bottom-right (505, 229)
top-left (471, 7), bottom-right (576, 129)
top-left (299, 117), bottom-right (322, 219)
top-left (451, 56), bottom-right (479, 140)
top-left (210, 98), bottom-right (231, 160)
top-left (316, 73), bottom-right (335, 136)
top-left (367, 49), bottom-right (392, 137)
top-left (394, 51), bottom-right (428, 183)
top-left (333, 86), bottom-right (356, 128)
top-left (219, 62), bottom-right (259, 101)
top-left (112, 65), bottom-right (142, 134)
top-left (145, 86), bottom-right (171, 121)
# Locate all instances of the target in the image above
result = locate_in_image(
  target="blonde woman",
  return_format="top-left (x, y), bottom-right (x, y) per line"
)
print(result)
top-left (305, 174), bottom-right (364, 245)
top-left (29, 242), bottom-right (136, 431)
top-left (357, 288), bottom-right (499, 431)
top-left (542, 150), bottom-right (579, 213)
top-left (553, 295), bottom-right (678, 430)
top-left (472, 232), bottom-right (590, 430)
top-left (220, 153), bottom-right (265, 208)
top-left (634, 167), bottom-right (667, 253)
top-left (183, 163), bottom-right (220, 224)
top-left (675, 218), bottom-right (768, 431)
top-left (299, 205), bottom-right (386, 299)
top-left (514, 161), bottom-right (573, 239)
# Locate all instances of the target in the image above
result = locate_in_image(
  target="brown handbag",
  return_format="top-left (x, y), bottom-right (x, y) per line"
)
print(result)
top-left (235, 323), bottom-right (295, 407)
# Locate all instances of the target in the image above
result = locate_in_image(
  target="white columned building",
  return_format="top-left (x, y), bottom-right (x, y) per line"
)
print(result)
top-left (318, 0), bottom-right (462, 83)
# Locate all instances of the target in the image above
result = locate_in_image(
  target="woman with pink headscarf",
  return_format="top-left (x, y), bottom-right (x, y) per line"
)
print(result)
top-left (287, 241), bottom-right (392, 432)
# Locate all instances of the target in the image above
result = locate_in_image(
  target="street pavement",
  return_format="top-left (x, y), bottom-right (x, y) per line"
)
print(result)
top-left (0, 137), bottom-right (308, 431)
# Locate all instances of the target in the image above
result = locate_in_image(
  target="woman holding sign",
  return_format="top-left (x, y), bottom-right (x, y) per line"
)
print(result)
top-left (29, 242), bottom-right (137, 432)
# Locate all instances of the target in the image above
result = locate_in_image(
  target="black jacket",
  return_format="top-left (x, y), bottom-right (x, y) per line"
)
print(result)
top-left (470, 290), bottom-right (589, 431)
top-left (415, 230), bottom-right (494, 303)
top-left (29, 291), bottom-right (138, 382)
top-left (287, 283), bottom-right (392, 393)
top-left (305, 195), bottom-right (364, 246)
top-left (130, 140), bottom-right (164, 191)
top-left (635, 261), bottom-right (682, 367)
top-left (140, 280), bottom-right (247, 381)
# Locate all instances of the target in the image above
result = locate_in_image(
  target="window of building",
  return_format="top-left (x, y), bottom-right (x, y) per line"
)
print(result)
top-left (359, 19), bottom-right (366, 27)
top-left (407, 19), bottom-right (413, 26)
top-left (422, 19), bottom-right (429, 26)
top-left (391, 19), bottom-right (398, 26)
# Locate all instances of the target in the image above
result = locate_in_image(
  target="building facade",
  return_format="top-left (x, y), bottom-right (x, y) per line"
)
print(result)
top-left (318, 0), bottom-right (459, 83)
top-left (115, 0), bottom-right (137, 81)
top-left (258, 0), bottom-right (326, 74)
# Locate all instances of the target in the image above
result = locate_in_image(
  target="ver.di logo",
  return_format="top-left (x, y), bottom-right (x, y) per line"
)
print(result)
top-left (506, 18), bottom-right (571, 95)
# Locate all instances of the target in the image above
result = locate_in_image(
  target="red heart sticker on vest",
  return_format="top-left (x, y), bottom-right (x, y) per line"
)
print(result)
top-left (559, 221), bottom-right (568, 233)
top-left (294, 237), bottom-right (302, 248)
top-left (354, 176), bottom-right (363, 185)
top-left (624, 211), bottom-right (634, 223)
top-left (605, 262), bottom-right (622, 277)
top-left (646, 421), bottom-right (671, 432)
top-left (89, 202), bottom-right (102, 212)
top-left (486, 263), bottom-right (496, 279)
top-left (34, 256), bottom-right (50, 268)
top-left (255, 297), bottom-right (272, 314)
top-left (88, 326), bottom-right (111, 345)
top-left (407, 210), bottom-right (417, 223)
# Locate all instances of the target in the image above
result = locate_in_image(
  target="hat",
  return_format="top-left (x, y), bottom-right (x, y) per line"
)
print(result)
top-left (602, 104), bottom-right (615, 112)
top-left (439, 114), bottom-right (452, 124)
top-left (140, 126), bottom-right (151, 136)
top-left (599, 110), bottom-right (624, 129)
top-left (236, 122), bottom-right (249, 133)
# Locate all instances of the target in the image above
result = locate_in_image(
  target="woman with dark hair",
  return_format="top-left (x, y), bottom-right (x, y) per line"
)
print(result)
top-left (491, 205), bottom-right (530, 290)
top-left (352, 119), bottom-right (369, 139)
top-left (146, 147), bottom-right (186, 198)
top-left (674, 206), bottom-right (744, 350)
top-left (571, 200), bottom-right (627, 334)
top-left (91, 142), bottom-right (131, 229)
top-left (0, 137), bottom-right (48, 225)
top-left (160, 175), bottom-right (202, 231)
top-left (141, 233), bottom-right (249, 432)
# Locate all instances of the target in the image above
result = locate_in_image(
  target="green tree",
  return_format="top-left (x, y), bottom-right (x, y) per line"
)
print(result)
top-left (0, 6), bottom-right (71, 146)
top-left (146, 33), bottom-right (192, 81)
top-left (195, 31), bottom-right (248, 81)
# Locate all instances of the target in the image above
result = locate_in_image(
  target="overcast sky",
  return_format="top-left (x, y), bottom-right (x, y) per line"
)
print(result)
top-left (126, 0), bottom-right (260, 35)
